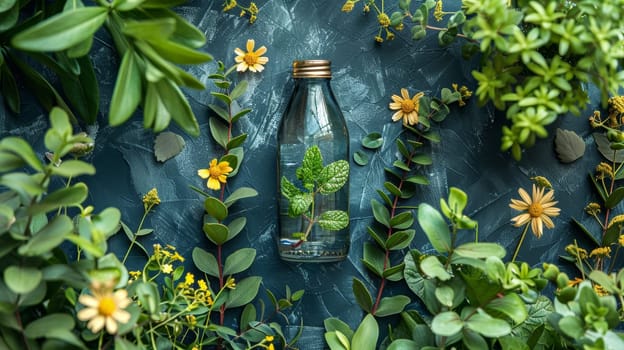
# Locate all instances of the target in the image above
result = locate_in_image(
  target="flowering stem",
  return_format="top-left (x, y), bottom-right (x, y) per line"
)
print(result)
top-left (512, 223), bottom-right (530, 262)
top-left (121, 205), bottom-right (151, 265)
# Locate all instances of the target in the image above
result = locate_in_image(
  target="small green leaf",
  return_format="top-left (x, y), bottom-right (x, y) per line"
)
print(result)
top-left (204, 196), bottom-right (228, 221)
top-left (384, 181), bottom-right (402, 197)
top-left (50, 160), bottom-right (96, 178)
top-left (4, 266), bottom-right (42, 294)
top-left (484, 294), bottom-right (528, 324)
top-left (435, 285), bottom-right (454, 307)
top-left (109, 50), bottom-right (142, 126)
top-left (455, 242), bottom-right (505, 259)
top-left (594, 133), bottom-right (624, 163)
top-left (203, 223), bottom-right (229, 245)
top-left (420, 256), bottom-right (451, 281)
top-left (288, 194), bottom-right (313, 217)
top-left (417, 203), bottom-right (451, 253)
top-left (24, 313), bottom-right (74, 339)
top-left (223, 248), bottom-right (256, 275)
top-left (29, 183), bottom-right (88, 215)
top-left (605, 187), bottom-right (624, 209)
top-left (389, 211), bottom-right (414, 230)
top-left (374, 295), bottom-right (410, 317)
top-left (209, 117), bottom-right (229, 148)
top-left (318, 210), bottom-right (349, 231)
top-left (405, 175), bottom-right (429, 185)
top-left (224, 187), bottom-right (258, 208)
top-left (227, 217), bottom-right (247, 240)
top-left (192, 247), bottom-right (219, 277)
top-left (431, 311), bottom-right (463, 336)
top-left (351, 314), bottom-right (378, 350)
top-left (154, 131), bottom-right (185, 162)
top-left (0, 137), bottom-right (43, 171)
top-left (555, 128), bottom-right (585, 163)
top-left (319, 160), bottom-right (349, 194)
top-left (465, 313), bottom-right (511, 338)
top-left (324, 317), bottom-right (354, 339)
top-left (353, 150), bottom-right (369, 166)
top-left (386, 230), bottom-right (415, 250)
top-left (226, 133), bottom-right (247, 150)
top-left (230, 80), bottom-right (248, 101)
top-left (352, 277), bottom-right (373, 312)
top-left (371, 199), bottom-right (391, 227)
top-left (412, 153), bottom-right (433, 165)
top-left (362, 132), bottom-right (383, 149)
top-left (12, 7), bottom-right (108, 51)
top-left (19, 215), bottom-right (73, 256)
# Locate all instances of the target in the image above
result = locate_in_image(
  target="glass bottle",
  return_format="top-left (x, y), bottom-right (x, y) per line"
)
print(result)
top-left (277, 60), bottom-right (350, 262)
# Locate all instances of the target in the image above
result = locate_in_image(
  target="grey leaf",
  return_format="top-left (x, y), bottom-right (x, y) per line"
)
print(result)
top-left (154, 131), bottom-right (185, 162)
top-left (593, 132), bottom-right (624, 163)
top-left (554, 128), bottom-right (585, 163)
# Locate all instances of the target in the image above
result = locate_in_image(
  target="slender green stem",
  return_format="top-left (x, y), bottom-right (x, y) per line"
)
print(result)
top-left (98, 331), bottom-right (104, 350)
top-left (121, 205), bottom-right (151, 264)
top-left (512, 223), bottom-right (530, 262)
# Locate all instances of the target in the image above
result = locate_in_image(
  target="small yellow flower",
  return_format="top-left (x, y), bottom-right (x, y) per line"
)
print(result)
top-left (596, 162), bottom-right (614, 180)
top-left (142, 188), bottom-right (161, 210)
top-left (608, 214), bottom-right (624, 229)
top-left (197, 279), bottom-right (208, 291)
top-left (264, 335), bottom-right (275, 350)
top-left (172, 251), bottom-right (185, 262)
top-left (609, 96), bottom-right (624, 114)
top-left (590, 246), bottom-right (611, 258)
top-left (185, 273), bottom-right (195, 286)
top-left (377, 13), bottom-right (390, 27)
top-left (434, 0), bottom-right (443, 21)
top-left (594, 284), bottom-right (610, 296)
top-left (565, 244), bottom-right (588, 259)
top-left (77, 280), bottom-right (132, 334)
top-left (619, 234), bottom-right (624, 247)
top-left (161, 264), bottom-right (173, 274)
top-left (198, 159), bottom-right (233, 191)
top-left (509, 184), bottom-right (561, 238)
top-left (389, 88), bottom-right (425, 126)
top-left (223, 0), bottom-right (236, 12)
top-left (363, 4), bottom-right (370, 12)
top-left (186, 314), bottom-right (197, 328)
top-left (341, 0), bottom-right (355, 12)
top-left (568, 277), bottom-right (584, 287)
top-left (129, 270), bottom-right (142, 281)
top-left (374, 35), bottom-right (384, 43)
top-left (584, 202), bottom-right (601, 216)
top-left (225, 277), bottom-right (237, 289)
top-left (234, 39), bottom-right (269, 72)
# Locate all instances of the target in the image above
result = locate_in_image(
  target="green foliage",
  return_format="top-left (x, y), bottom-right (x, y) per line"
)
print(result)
top-left (342, 0), bottom-right (624, 160)
top-left (2, 1), bottom-right (211, 134)
top-left (280, 145), bottom-right (350, 242)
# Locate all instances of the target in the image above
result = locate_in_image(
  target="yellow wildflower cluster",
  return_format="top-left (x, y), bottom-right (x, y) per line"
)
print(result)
top-left (584, 202), bottom-right (601, 216)
top-left (607, 214), bottom-right (624, 229)
top-left (434, 1), bottom-right (444, 21)
top-left (341, 0), bottom-right (355, 12)
top-left (452, 83), bottom-right (473, 107)
top-left (142, 188), bottom-right (161, 211)
top-left (595, 162), bottom-right (614, 180)
top-left (223, 0), bottom-right (259, 24)
top-left (609, 96), bottom-right (624, 114)
top-left (177, 272), bottom-right (215, 307)
top-left (150, 244), bottom-right (186, 277)
top-left (593, 284), bottom-right (610, 296)
top-left (589, 246), bottom-right (611, 258)
top-left (565, 244), bottom-right (588, 260)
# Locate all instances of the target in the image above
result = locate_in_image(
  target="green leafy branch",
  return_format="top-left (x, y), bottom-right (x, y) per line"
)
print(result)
top-left (5, 0), bottom-right (212, 135)
top-left (280, 145), bottom-right (350, 246)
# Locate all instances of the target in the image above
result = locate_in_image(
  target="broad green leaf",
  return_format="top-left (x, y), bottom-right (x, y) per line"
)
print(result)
top-left (226, 276), bottom-right (262, 308)
top-left (29, 183), bottom-right (88, 215)
top-left (362, 242), bottom-right (385, 277)
top-left (134, 281), bottom-right (160, 315)
top-left (2, 173), bottom-right (46, 201)
top-left (224, 187), bottom-right (258, 207)
top-left (135, 41), bottom-right (204, 89)
top-left (420, 256), bottom-right (451, 281)
top-left (324, 317), bottom-right (354, 339)
top-left (122, 18), bottom-right (176, 41)
top-left (204, 196), bottom-right (228, 221)
top-left (280, 177), bottom-right (300, 200)
top-left (389, 211), bottom-right (414, 230)
top-left (50, 160), bottom-right (96, 178)
top-left (448, 187), bottom-right (468, 213)
top-left (155, 78), bottom-right (200, 136)
top-left (302, 146), bottom-right (323, 179)
top-left (352, 277), bottom-right (373, 312)
top-left (0, 137), bottom-right (43, 171)
top-left (405, 174), bottom-right (429, 185)
top-left (431, 311), bottom-right (463, 336)
top-left (465, 313), bottom-right (511, 338)
top-left (412, 153), bottom-right (433, 165)
top-left (24, 313), bottom-right (74, 338)
top-left (319, 160), bottom-right (349, 194)
top-left (110, 50), bottom-right (142, 126)
top-left (4, 266), bottom-right (41, 294)
top-left (382, 262), bottom-right (405, 282)
top-left (226, 133), bottom-right (247, 150)
top-left (417, 203), bottom-right (451, 253)
top-left (12, 7), bottom-right (108, 51)
top-left (387, 339), bottom-right (419, 350)
top-left (58, 55), bottom-right (99, 123)
top-left (435, 285), bottom-right (454, 307)
top-left (351, 314), bottom-right (378, 350)
top-left (589, 270), bottom-right (618, 294)
top-left (594, 132), bottom-right (624, 163)
top-left (371, 199), bottom-right (391, 227)
top-left (223, 248), bottom-right (256, 275)
top-left (0, 151), bottom-right (24, 172)
top-left (148, 39), bottom-right (213, 64)
top-left (384, 181), bottom-right (401, 197)
top-left (240, 303), bottom-right (256, 331)
top-left (147, 8), bottom-right (206, 48)
top-left (318, 210), bottom-right (349, 231)
top-left (230, 80), bottom-right (248, 101)
top-left (18, 215), bottom-right (73, 256)
top-left (374, 295), bottom-right (410, 317)
top-left (0, 0), bottom-right (17, 13)
top-left (455, 242), bottom-right (505, 259)
top-left (203, 223), bottom-right (229, 245)
top-left (463, 328), bottom-right (488, 350)
top-left (325, 331), bottom-right (349, 350)
top-left (484, 293), bottom-right (528, 324)
top-left (192, 247), bottom-right (219, 277)
top-left (362, 132), bottom-right (383, 149)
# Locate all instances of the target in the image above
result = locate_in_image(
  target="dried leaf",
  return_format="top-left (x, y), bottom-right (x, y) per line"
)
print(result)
top-left (554, 128), bottom-right (585, 163)
top-left (154, 131), bottom-right (185, 162)
top-left (593, 132), bottom-right (624, 163)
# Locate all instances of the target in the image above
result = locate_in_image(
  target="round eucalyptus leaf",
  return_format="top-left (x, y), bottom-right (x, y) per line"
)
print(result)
top-left (154, 131), bottom-right (185, 162)
top-left (4, 265), bottom-right (41, 294)
top-left (353, 150), bottom-right (369, 166)
top-left (554, 128), bottom-right (585, 163)
top-left (361, 132), bottom-right (383, 149)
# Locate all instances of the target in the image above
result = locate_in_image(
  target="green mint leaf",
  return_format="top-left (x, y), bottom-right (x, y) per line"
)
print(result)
top-left (318, 160), bottom-right (349, 194)
top-left (318, 210), bottom-right (349, 231)
top-left (288, 193), bottom-right (313, 217)
top-left (280, 177), bottom-right (301, 200)
top-left (296, 145), bottom-right (323, 188)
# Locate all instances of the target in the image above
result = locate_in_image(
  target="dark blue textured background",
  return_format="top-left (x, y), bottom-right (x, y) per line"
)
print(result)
top-left (0, 1), bottom-right (606, 348)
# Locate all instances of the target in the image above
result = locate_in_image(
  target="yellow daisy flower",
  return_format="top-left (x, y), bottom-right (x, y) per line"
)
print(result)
top-left (161, 263), bottom-right (173, 274)
top-left (389, 88), bottom-right (425, 126)
top-left (198, 159), bottom-right (233, 191)
top-left (77, 280), bottom-right (132, 334)
top-left (234, 39), bottom-right (269, 72)
top-left (509, 184), bottom-right (561, 238)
